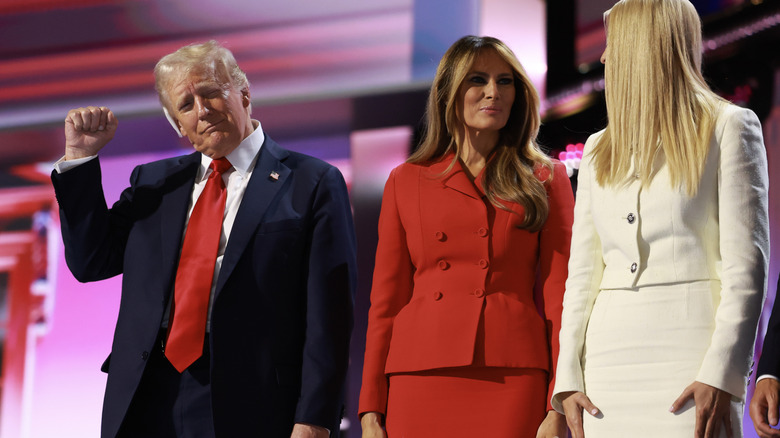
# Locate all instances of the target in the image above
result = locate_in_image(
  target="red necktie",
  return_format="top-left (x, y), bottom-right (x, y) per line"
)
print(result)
top-left (165, 157), bottom-right (232, 372)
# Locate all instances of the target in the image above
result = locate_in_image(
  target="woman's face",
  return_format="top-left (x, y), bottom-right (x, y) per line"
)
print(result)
top-left (457, 49), bottom-right (516, 137)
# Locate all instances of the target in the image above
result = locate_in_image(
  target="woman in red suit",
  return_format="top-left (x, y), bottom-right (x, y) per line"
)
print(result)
top-left (359, 35), bottom-right (574, 438)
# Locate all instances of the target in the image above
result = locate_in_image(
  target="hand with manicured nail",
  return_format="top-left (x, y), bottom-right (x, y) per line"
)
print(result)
top-left (559, 391), bottom-right (600, 438)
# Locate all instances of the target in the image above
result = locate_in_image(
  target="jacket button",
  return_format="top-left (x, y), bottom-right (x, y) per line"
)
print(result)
top-left (474, 288), bottom-right (486, 298)
top-left (478, 259), bottom-right (489, 269)
top-left (438, 259), bottom-right (449, 270)
top-left (627, 213), bottom-right (636, 224)
top-left (433, 291), bottom-right (443, 301)
top-left (141, 351), bottom-right (149, 361)
top-left (477, 227), bottom-right (488, 237)
top-left (435, 231), bottom-right (446, 241)
top-left (630, 262), bottom-right (638, 273)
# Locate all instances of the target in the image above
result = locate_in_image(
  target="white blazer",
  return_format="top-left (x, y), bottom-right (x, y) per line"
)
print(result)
top-left (552, 103), bottom-right (770, 411)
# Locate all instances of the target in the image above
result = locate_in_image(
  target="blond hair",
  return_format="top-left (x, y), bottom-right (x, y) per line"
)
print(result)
top-left (154, 40), bottom-right (249, 115)
top-left (409, 35), bottom-right (552, 231)
top-left (592, 0), bottom-right (724, 195)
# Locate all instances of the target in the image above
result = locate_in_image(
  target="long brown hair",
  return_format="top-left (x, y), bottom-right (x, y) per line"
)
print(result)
top-left (409, 35), bottom-right (552, 231)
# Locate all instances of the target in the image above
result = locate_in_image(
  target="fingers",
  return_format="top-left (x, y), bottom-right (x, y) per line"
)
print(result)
top-left (758, 426), bottom-right (780, 438)
top-left (66, 106), bottom-right (113, 132)
top-left (769, 389), bottom-right (780, 427)
top-left (562, 392), bottom-right (598, 438)
top-left (581, 395), bottom-right (601, 418)
top-left (564, 410), bottom-right (585, 438)
top-left (752, 397), bottom-right (780, 438)
top-left (670, 385), bottom-right (694, 413)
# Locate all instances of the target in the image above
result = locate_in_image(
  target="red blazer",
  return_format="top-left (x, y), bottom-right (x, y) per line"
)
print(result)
top-left (359, 154), bottom-right (574, 415)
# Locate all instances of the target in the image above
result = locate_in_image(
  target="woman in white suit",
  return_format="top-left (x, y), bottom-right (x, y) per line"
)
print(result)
top-left (552, 0), bottom-right (770, 437)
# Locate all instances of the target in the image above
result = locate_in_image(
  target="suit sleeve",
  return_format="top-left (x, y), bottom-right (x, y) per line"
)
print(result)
top-left (358, 167), bottom-right (415, 417)
top-left (51, 156), bottom-right (137, 282)
top-left (757, 275), bottom-right (780, 377)
top-left (551, 134), bottom-right (606, 413)
top-left (536, 161), bottom-right (575, 411)
top-left (696, 106), bottom-right (769, 400)
top-left (295, 167), bottom-right (357, 431)
top-left (294, 165), bottom-right (358, 430)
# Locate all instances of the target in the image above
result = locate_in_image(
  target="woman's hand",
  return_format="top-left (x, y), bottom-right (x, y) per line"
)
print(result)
top-left (559, 391), bottom-right (600, 438)
top-left (360, 412), bottom-right (387, 438)
top-left (536, 409), bottom-right (568, 438)
top-left (670, 381), bottom-right (733, 438)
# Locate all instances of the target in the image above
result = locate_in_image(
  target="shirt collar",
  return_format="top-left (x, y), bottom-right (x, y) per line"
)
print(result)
top-left (198, 119), bottom-right (264, 181)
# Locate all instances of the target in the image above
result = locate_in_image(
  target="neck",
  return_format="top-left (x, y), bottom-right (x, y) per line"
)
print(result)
top-left (459, 128), bottom-right (498, 180)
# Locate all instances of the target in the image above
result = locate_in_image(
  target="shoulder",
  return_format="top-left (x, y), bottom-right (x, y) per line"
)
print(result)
top-left (136, 152), bottom-right (198, 171)
top-left (265, 138), bottom-right (345, 185)
top-left (131, 152), bottom-right (200, 184)
top-left (584, 128), bottom-right (606, 152)
top-left (285, 150), bottom-right (336, 175)
top-left (714, 102), bottom-right (761, 134)
top-left (377, 160), bottom-right (433, 189)
top-left (390, 161), bottom-right (427, 180)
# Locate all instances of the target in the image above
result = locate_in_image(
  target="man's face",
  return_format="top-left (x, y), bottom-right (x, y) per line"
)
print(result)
top-left (167, 69), bottom-right (252, 158)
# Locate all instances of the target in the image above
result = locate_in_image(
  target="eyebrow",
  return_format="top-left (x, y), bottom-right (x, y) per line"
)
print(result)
top-left (174, 82), bottom-right (222, 106)
top-left (469, 70), bottom-right (514, 77)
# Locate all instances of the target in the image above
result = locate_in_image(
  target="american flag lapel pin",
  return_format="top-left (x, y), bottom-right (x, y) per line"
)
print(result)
top-left (270, 171), bottom-right (279, 181)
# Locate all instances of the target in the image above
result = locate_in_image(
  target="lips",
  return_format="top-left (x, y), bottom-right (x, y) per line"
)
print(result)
top-left (480, 106), bottom-right (502, 114)
top-left (201, 120), bottom-right (223, 134)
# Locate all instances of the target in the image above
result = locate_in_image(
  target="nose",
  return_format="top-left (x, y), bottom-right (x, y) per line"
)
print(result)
top-left (485, 79), bottom-right (499, 100)
top-left (195, 96), bottom-right (210, 118)
top-left (600, 49), bottom-right (607, 65)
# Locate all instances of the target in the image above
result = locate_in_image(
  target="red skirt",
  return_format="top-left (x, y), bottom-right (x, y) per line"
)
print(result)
top-left (385, 367), bottom-right (547, 437)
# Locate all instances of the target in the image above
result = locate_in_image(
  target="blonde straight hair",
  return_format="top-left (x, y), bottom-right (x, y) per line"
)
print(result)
top-left (409, 36), bottom-right (553, 231)
top-left (592, 0), bottom-right (724, 195)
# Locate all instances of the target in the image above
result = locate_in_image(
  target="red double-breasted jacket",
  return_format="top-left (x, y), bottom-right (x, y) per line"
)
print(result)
top-left (359, 154), bottom-right (574, 415)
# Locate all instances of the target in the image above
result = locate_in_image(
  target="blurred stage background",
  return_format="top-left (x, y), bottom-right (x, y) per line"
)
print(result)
top-left (0, 0), bottom-right (778, 436)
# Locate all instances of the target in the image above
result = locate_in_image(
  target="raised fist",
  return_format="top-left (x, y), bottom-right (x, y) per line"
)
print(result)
top-left (64, 106), bottom-right (118, 160)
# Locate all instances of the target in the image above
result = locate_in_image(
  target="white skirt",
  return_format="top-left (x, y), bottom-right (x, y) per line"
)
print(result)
top-left (582, 280), bottom-right (743, 437)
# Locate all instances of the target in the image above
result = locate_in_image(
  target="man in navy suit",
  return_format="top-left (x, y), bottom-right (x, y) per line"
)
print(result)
top-left (751, 275), bottom-right (780, 438)
top-left (51, 41), bottom-right (356, 437)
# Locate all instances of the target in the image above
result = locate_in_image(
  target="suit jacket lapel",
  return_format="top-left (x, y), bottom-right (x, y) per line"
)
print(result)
top-left (215, 137), bottom-right (291, 295)
top-left (430, 153), bottom-right (483, 199)
top-left (159, 152), bottom-right (201, 300)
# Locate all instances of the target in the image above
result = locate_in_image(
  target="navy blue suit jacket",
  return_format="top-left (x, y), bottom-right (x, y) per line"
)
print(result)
top-left (51, 136), bottom-right (357, 437)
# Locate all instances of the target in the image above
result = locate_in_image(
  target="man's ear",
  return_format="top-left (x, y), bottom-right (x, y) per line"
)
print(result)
top-left (242, 90), bottom-right (251, 108)
top-left (163, 106), bottom-right (184, 138)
